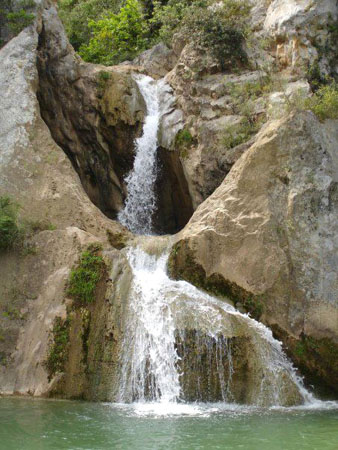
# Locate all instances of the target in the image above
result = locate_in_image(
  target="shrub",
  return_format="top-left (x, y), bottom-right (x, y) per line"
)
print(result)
top-left (79, 0), bottom-right (148, 65)
top-left (0, 196), bottom-right (20, 252)
top-left (5, 0), bottom-right (36, 35)
top-left (152, 0), bottom-right (250, 69)
top-left (222, 118), bottom-right (262, 150)
top-left (58, 0), bottom-right (122, 51)
top-left (305, 83), bottom-right (338, 121)
top-left (6, 9), bottom-right (34, 33)
top-left (67, 244), bottom-right (105, 304)
top-left (175, 128), bottom-right (193, 146)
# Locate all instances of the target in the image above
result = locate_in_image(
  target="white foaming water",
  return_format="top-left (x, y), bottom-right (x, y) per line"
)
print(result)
top-left (118, 248), bottom-right (181, 404)
top-left (117, 246), bottom-right (319, 415)
top-left (118, 75), bottom-right (160, 234)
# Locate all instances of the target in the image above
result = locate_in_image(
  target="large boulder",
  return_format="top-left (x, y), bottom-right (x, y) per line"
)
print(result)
top-left (169, 111), bottom-right (338, 396)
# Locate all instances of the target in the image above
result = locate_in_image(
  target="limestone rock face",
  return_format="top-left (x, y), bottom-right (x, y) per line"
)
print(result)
top-left (160, 0), bottom-right (338, 209)
top-left (132, 43), bottom-right (178, 78)
top-left (170, 112), bottom-right (338, 395)
top-left (0, 0), bottom-right (131, 396)
top-left (263, 0), bottom-right (337, 74)
top-left (36, 5), bottom-right (147, 219)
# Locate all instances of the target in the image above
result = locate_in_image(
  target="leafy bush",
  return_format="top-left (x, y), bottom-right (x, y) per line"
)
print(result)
top-left (305, 83), bottom-right (338, 121)
top-left (67, 244), bottom-right (105, 304)
top-left (175, 128), bottom-right (194, 158)
top-left (152, 0), bottom-right (250, 69)
top-left (0, 196), bottom-right (20, 252)
top-left (58, 0), bottom-right (122, 51)
top-left (79, 0), bottom-right (147, 64)
top-left (6, 9), bottom-right (35, 33)
top-left (4, 0), bottom-right (35, 35)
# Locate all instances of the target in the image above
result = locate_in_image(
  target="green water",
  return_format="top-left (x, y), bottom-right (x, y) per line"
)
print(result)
top-left (0, 398), bottom-right (337, 450)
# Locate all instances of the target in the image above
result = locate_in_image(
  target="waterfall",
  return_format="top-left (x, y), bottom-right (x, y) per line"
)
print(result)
top-left (117, 245), bottom-right (314, 408)
top-left (118, 75), bottom-right (161, 235)
top-left (115, 72), bottom-right (315, 410)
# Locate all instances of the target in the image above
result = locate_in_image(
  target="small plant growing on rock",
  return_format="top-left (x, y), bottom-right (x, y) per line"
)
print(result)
top-left (305, 83), bottom-right (338, 121)
top-left (67, 243), bottom-right (105, 305)
top-left (0, 196), bottom-right (20, 252)
top-left (175, 128), bottom-right (194, 158)
top-left (45, 316), bottom-right (71, 379)
top-left (222, 117), bottom-right (264, 150)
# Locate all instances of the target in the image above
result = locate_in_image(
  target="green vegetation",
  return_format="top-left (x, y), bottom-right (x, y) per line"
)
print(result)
top-left (151, 0), bottom-right (250, 69)
top-left (2, 305), bottom-right (21, 321)
top-left (0, 196), bottom-right (20, 252)
top-left (2, 0), bottom-right (35, 35)
top-left (79, 0), bottom-right (147, 64)
top-left (67, 244), bottom-right (105, 305)
top-left (58, 0), bottom-right (121, 51)
top-left (175, 128), bottom-right (194, 157)
top-left (59, 0), bottom-right (251, 67)
top-left (305, 83), bottom-right (338, 121)
top-left (222, 118), bottom-right (263, 150)
top-left (45, 316), bottom-right (71, 378)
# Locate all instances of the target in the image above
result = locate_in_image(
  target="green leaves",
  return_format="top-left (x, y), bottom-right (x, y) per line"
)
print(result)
top-left (305, 83), bottom-right (338, 121)
top-left (0, 196), bottom-right (20, 252)
top-left (67, 245), bottom-right (105, 305)
top-left (79, 0), bottom-right (148, 64)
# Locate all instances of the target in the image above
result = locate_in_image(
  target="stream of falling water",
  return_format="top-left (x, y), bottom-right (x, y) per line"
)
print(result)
top-left (118, 75), bottom-right (160, 234)
top-left (115, 74), bottom-right (324, 415)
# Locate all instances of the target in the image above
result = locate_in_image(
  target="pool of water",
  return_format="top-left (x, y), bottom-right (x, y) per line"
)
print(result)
top-left (1, 398), bottom-right (337, 450)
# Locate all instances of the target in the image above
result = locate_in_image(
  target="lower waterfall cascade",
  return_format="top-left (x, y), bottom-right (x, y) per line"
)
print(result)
top-left (116, 244), bottom-right (317, 409)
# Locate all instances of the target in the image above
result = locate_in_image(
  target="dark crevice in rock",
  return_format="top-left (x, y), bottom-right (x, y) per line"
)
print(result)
top-left (153, 148), bottom-right (194, 234)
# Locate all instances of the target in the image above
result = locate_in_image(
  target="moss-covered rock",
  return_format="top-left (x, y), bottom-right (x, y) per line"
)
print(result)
top-left (272, 324), bottom-right (338, 398)
top-left (168, 239), bottom-right (264, 320)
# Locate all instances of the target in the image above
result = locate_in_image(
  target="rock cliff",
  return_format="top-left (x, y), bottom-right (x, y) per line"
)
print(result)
top-left (0, 0), bottom-right (337, 399)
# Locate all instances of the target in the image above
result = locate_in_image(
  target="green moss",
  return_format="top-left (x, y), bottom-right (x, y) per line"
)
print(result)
top-left (45, 316), bottom-right (71, 379)
top-left (168, 240), bottom-right (264, 320)
top-left (106, 229), bottom-right (127, 249)
top-left (67, 244), bottom-right (105, 305)
top-left (175, 128), bottom-right (195, 158)
top-left (272, 325), bottom-right (338, 397)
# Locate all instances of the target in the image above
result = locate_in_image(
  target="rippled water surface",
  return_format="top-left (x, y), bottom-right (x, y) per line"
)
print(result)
top-left (1, 398), bottom-right (338, 449)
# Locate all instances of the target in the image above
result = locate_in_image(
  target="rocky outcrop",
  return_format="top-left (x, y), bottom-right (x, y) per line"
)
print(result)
top-left (132, 43), bottom-right (178, 78)
top-left (0, 0), bottom-right (132, 396)
top-left (169, 111), bottom-right (338, 396)
top-left (162, 0), bottom-right (337, 209)
top-left (36, 5), bottom-right (147, 219)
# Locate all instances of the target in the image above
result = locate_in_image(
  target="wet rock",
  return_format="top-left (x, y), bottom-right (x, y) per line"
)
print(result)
top-left (170, 112), bottom-right (338, 396)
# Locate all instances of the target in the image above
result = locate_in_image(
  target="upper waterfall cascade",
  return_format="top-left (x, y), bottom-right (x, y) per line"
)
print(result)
top-left (118, 74), bottom-right (161, 235)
